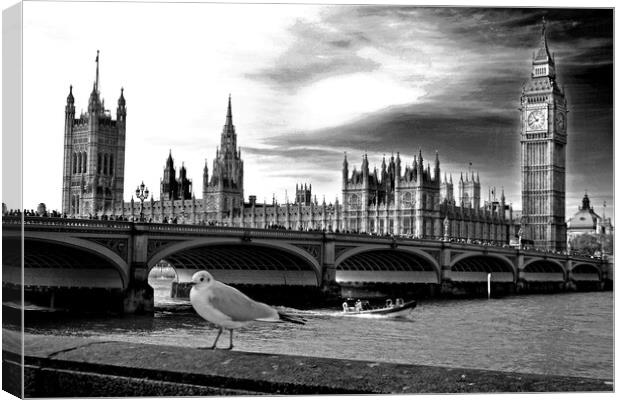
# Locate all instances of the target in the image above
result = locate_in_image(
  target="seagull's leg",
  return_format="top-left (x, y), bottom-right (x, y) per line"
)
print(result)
top-left (226, 329), bottom-right (234, 350)
top-left (199, 327), bottom-right (223, 350)
top-left (210, 327), bottom-right (223, 349)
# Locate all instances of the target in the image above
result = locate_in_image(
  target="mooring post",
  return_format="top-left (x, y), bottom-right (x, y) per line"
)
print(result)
top-left (487, 273), bottom-right (491, 299)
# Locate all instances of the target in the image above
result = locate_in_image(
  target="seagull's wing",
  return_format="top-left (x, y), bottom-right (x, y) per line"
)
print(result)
top-left (209, 282), bottom-right (279, 322)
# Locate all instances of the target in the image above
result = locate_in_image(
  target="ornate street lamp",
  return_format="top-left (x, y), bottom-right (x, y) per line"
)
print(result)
top-left (135, 181), bottom-right (149, 222)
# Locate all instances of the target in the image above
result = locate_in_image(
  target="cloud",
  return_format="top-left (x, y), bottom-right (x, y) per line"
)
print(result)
top-left (244, 19), bottom-right (380, 93)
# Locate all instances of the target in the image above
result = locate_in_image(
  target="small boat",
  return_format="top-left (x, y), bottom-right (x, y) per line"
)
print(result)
top-left (341, 298), bottom-right (416, 318)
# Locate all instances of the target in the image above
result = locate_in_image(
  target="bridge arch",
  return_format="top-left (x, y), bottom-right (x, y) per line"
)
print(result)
top-left (450, 253), bottom-right (516, 283)
top-left (4, 233), bottom-right (129, 289)
top-left (521, 258), bottom-right (567, 282)
top-left (570, 263), bottom-right (601, 282)
top-left (335, 245), bottom-right (441, 284)
top-left (147, 238), bottom-right (321, 287)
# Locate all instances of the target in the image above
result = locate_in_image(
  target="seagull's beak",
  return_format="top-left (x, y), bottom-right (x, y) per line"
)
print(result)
top-left (189, 281), bottom-right (196, 286)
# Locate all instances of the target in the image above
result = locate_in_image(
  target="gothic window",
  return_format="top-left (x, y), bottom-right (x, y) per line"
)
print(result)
top-left (349, 194), bottom-right (359, 207)
top-left (97, 153), bottom-right (102, 174)
top-left (82, 152), bottom-right (87, 173)
top-left (72, 153), bottom-right (77, 174)
top-left (402, 192), bottom-right (412, 208)
top-left (71, 195), bottom-right (80, 215)
top-left (403, 218), bottom-right (410, 234)
top-left (109, 154), bottom-right (113, 176)
top-left (103, 154), bottom-right (108, 175)
top-left (77, 152), bottom-right (82, 173)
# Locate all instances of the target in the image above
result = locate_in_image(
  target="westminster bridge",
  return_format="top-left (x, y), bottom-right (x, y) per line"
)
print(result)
top-left (2, 216), bottom-right (612, 314)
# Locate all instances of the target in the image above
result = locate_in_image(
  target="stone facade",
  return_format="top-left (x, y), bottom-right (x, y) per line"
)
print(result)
top-left (61, 51), bottom-right (126, 217)
top-left (340, 152), bottom-right (516, 242)
top-left (520, 19), bottom-right (568, 251)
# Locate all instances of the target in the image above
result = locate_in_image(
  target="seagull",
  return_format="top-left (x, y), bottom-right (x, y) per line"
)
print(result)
top-left (189, 270), bottom-right (305, 350)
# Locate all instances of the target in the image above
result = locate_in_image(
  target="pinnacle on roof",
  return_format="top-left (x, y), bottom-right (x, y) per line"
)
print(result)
top-left (88, 50), bottom-right (102, 112)
top-left (118, 87), bottom-right (125, 107)
top-left (534, 16), bottom-right (554, 64)
top-left (581, 192), bottom-right (591, 210)
top-left (222, 94), bottom-right (235, 135)
top-left (94, 50), bottom-right (100, 92)
top-left (226, 94), bottom-right (232, 121)
top-left (67, 85), bottom-right (74, 104)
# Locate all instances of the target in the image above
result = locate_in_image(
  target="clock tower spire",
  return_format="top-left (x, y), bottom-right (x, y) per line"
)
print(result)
top-left (520, 18), bottom-right (567, 251)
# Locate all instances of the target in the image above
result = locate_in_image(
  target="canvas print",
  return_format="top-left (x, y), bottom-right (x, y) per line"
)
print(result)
top-left (2, 1), bottom-right (614, 397)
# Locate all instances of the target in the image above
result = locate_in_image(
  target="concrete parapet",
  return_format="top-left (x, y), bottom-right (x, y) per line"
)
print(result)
top-left (4, 332), bottom-right (613, 396)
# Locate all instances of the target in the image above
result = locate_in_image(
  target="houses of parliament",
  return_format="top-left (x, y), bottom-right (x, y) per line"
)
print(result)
top-left (62, 21), bottom-right (567, 250)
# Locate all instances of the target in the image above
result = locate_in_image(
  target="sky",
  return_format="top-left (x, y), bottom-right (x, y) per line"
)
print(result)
top-left (16, 2), bottom-right (614, 220)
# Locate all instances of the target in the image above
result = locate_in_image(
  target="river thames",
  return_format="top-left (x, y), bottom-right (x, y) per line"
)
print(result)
top-left (22, 277), bottom-right (613, 381)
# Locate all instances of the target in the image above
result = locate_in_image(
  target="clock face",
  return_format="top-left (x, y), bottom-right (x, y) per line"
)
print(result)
top-left (527, 109), bottom-right (547, 130)
top-left (555, 112), bottom-right (565, 131)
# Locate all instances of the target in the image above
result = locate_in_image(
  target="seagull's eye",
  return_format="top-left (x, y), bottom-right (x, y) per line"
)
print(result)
top-left (200, 277), bottom-right (204, 282)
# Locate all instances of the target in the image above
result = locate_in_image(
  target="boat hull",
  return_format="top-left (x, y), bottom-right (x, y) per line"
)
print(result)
top-left (342, 300), bottom-right (416, 318)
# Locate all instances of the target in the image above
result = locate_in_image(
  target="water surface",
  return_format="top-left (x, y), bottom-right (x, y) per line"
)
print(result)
top-left (24, 277), bottom-right (613, 380)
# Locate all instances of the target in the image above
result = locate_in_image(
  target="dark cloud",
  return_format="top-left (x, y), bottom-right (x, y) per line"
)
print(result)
top-left (263, 103), bottom-right (519, 169)
top-left (242, 145), bottom-right (340, 161)
top-left (244, 19), bottom-right (380, 92)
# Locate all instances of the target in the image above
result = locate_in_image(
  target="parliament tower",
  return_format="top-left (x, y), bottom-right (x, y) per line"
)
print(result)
top-left (520, 19), bottom-right (567, 251)
top-left (203, 95), bottom-right (244, 221)
top-left (62, 51), bottom-right (126, 217)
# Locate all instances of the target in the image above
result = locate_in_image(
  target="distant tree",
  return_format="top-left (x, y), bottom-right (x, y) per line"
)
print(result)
top-left (570, 233), bottom-right (614, 256)
top-left (600, 233), bottom-right (614, 255)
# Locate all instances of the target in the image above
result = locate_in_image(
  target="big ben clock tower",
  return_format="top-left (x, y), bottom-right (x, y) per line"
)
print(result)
top-left (520, 18), bottom-right (567, 251)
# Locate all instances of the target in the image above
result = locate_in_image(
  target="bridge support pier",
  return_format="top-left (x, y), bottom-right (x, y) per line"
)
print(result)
top-left (320, 264), bottom-right (341, 304)
top-left (123, 262), bottom-right (154, 315)
top-left (440, 280), bottom-right (454, 296)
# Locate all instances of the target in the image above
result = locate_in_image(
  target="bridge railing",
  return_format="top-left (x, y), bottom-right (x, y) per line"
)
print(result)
top-left (138, 222), bottom-right (326, 240)
top-left (2, 216), bottom-right (133, 230)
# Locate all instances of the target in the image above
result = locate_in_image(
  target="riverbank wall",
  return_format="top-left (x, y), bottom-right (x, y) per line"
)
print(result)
top-left (2, 332), bottom-right (613, 397)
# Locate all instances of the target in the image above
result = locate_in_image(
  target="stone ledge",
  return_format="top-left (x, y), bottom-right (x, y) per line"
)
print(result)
top-left (3, 333), bottom-right (614, 396)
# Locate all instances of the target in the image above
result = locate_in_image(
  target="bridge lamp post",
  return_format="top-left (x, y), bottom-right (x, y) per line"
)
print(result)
top-left (135, 182), bottom-right (149, 222)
